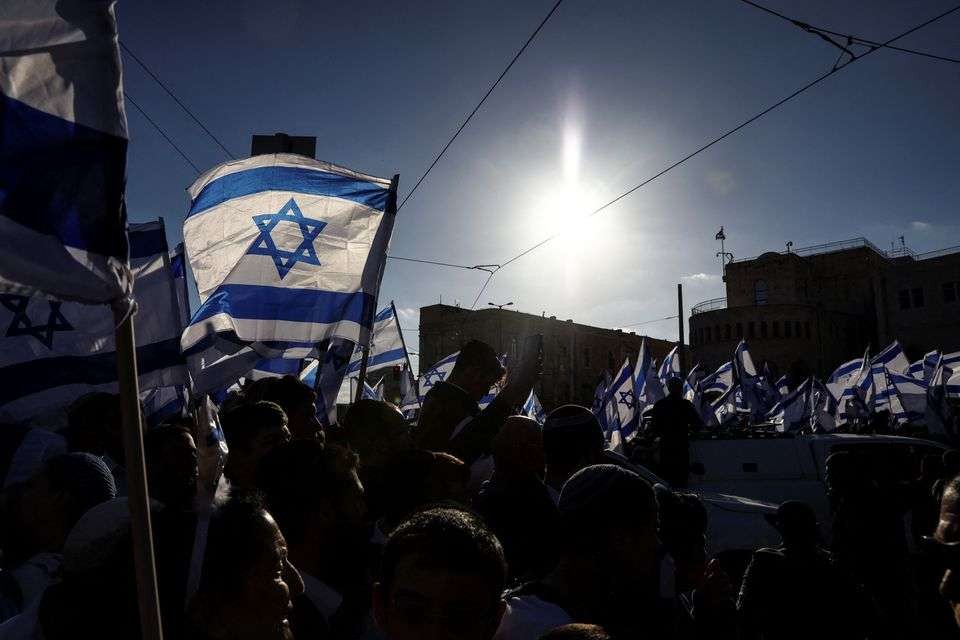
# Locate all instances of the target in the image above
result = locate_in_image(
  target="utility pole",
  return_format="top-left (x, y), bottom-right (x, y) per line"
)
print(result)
top-left (677, 283), bottom-right (685, 375)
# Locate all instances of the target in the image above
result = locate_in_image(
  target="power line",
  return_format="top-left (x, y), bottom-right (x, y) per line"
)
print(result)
top-left (124, 92), bottom-right (202, 173)
top-left (737, 0), bottom-right (960, 64)
top-left (120, 41), bottom-right (238, 158)
top-left (386, 256), bottom-right (500, 272)
top-left (396, 0), bottom-right (565, 212)
top-left (472, 3), bottom-right (960, 305)
top-left (618, 315), bottom-right (679, 328)
top-left (470, 271), bottom-right (497, 309)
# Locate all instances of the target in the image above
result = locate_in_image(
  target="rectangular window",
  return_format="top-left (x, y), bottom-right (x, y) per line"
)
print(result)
top-left (748, 322), bottom-right (755, 338)
top-left (912, 287), bottom-right (924, 308)
top-left (898, 289), bottom-right (911, 310)
top-left (736, 323), bottom-right (743, 338)
top-left (784, 322), bottom-right (792, 338)
top-left (773, 321), bottom-right (780, 338)
top-left (804, 322), bottom-right (811, 339)
top-left (944, 282), bottom-right (958, 304)
top-left (760, 321), bottom-right (768, 338)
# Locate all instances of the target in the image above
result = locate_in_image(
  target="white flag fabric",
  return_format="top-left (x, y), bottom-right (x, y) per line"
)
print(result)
top-left (889, 372), bottom-right (927, 423)
top-left (181, 154), bottom-right (397, 393)
top-left (0, 0), bottom-right (132, 307)
top-left (523, 390), bottom-right (547, 424)
top-left (700, 361), bottom-right (734, 394)
top-left (657, 346), bottom-right (681, 385)
top-left (0, 222), bottom-right (187, 422)
top-left (871, 341), bottom-right (910, 375)
top-left (633, 338), bottom-right (664, 412)
top-left (610, 358), bottom-right (639, 439)
top-left (765, 379), bottom-right (811, 432)
top-left (346, 305), bottom-right (407, 376)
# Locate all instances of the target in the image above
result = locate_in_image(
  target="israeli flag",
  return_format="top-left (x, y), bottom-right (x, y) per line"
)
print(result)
top-left (765, 379), bottom-right (811, 432)
top-left (927, 357), bottom-right (953, 435)
top-left (774, 375), bottom-right (790, 397)
top-left (657, 346), bottom-right (681, 385)
top-left (300, 337), bottom-right (354, 427)
top-left (170, 243), bottom-right (191, 328)
top-left (944, 351), bottom-right (960, 369)
top-left (361, 379), bottom-right (382, 401)
top-left (345, 305), bottom-right (408, 377)
top-left (872, 341), bottom-right (910, 375)
top-left (523, 390), bottom-right (547, 424)
top-left (907, 359), bottom-right (924, 379)
top-left (829, 352), bottom-right (868, 385)
top-left (181, 154), bottom-right (397, 392)
top-left (889, 372), bottom-right (927, 423)
top-left (413, 350), bottom-right (459, 406)
top-left (633, 338), bottom-right (664, 410)
top-left (591, 379), bottom-right (608, 422)
top-left (610, 358), bottom-right (639, 439)
top-left (925, 351), bottom-right (943, 383)
top-left (0, 0), bottom-right (131, 307)
top-left (809, 379), bottom-right (838, 432)
top-left (690, 381), bottom-right (718, 428)
top-left (700, 361), bottom-right (734, 394)
top-left (733, 341), bottom-right (769, 418)
top-left (0, 222), bottom-right (187, 422)
top-left (711, 384), bottom-right (740, 426)
top-left (682, 364), bottom-right (704, 402)
top-left (142, 385), bottom-right (189, 428)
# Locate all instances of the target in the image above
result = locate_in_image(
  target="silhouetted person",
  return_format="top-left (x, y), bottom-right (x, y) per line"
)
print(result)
top-left (417, 339), bottom-right (539, 466)
top-left (648, 377), bottom-right (703, 488)
top-left (542, 406), bottom-right (606, 503)
top-left (242, 375), bottom-right (323, 442)
top-left (738, 501), bottom-right (872, 640)
top-left (476, 416), bottom-right (560, 582)
top-left (145, 423), bottom-right (198, 511)
top-left (219, 401), bottom-right (290, 493)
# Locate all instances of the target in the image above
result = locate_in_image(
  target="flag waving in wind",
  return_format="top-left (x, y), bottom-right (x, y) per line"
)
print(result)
top-left (0, 0), bottom-right (131, 306)
top-left (181, 154), bottom-right (398, 393)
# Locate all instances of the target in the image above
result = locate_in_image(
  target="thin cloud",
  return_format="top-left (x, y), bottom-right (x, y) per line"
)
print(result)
top-left (682, 273), bottom-right (719, 282)
top-left (911, 221), bottom-right (932, 231)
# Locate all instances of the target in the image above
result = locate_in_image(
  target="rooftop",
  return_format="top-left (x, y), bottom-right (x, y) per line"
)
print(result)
top-left (729, 236), bottom-right (960, 264)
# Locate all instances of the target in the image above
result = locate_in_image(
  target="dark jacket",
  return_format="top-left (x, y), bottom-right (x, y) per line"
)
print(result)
top-left (415, 381), bottom-right (512, 465)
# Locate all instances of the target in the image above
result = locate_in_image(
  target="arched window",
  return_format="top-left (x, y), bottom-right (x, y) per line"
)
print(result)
top-left (754, 279), bottom-right (768, 305)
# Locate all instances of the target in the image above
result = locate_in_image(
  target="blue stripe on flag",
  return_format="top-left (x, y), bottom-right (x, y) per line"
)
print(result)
top-left (188, 166), bottom-right (391, 218)
top-left (374, 307), bottom-right (394, 323)
top-left (347, 347), bottom-right (406, 373)
top-left (0, 93), bottom-right (128, 258)
top-left (191, 284), bottom-right (374, 326)
top-left (0, 338), bottom-right (183, 406)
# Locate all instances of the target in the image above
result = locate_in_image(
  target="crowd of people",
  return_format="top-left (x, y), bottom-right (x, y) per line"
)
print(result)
top-left (0, 338), bottom-right (959, 639)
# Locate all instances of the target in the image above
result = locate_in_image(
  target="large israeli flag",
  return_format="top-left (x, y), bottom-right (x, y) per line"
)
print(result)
top-left (0, 222), bottom-right (187, 422)
top-left (682, 364), bottom-right (704, 402)
top-left (657, 346), bottom-right (681, 385)
top-left (700, 361), bottom-right (734, 394)
top-left (633, 338), bottom-right (664, 411)
top-left (889, 372), bottom-right (927, 423)
top-left (407, 350), bottom-right (459, 409)
top-left (181, 154), bottom-right (397, 393)
top-left (0, 0), bottom-right (131, 306)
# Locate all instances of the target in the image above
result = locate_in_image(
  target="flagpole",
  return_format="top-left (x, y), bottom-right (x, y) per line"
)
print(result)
top-left (355, 174), bottom-right (400, 404)
top-left (113, 305), bottom-right (164, 640)
top-left (391, 300), bottom-right (421, 405)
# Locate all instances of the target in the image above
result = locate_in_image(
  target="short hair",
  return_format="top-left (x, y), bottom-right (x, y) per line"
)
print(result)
top-left (452, 340), bottom-right (502, 376)
top-left (538, 624), bottom-right (612, 640)
top-left (666, 377), bottom-right (683, 395)
top-left (543, 405), bottom-right (604, 468)
top-left (199, 493), bottom-right (275, 597)
top-left (145, 423), bottom-right (194, 454)
top-left (379, 506), bottom-right (506, 600)
top-left (243, 376), bottom-right (315, 415)
top-left (558, 464), bottom-right (657, 550)
top-left (220, 401), bottom-right (288, 452)
top-left (256, 441), bottom-right (359, 544)
top-left (46, 453), bottom-right (117, 525)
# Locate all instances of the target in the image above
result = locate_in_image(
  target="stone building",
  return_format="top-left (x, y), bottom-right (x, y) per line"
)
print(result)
top-left (689, 238), bottom-right (960, 378)
top-left (419, 304), bottom-right (676, 409)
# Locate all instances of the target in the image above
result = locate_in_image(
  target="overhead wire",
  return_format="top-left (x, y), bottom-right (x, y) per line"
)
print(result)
top-left (120, 41), bottom-right (238, 159)
top-left (124, 91), bottom-right (202, 173)
top-left (396, 0), bottom-right (565, 212)
top-left (470, 4), bottom-right (960, 305)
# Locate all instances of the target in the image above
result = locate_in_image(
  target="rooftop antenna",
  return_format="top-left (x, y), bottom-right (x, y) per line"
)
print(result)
top-left (715, 226), bottom-right (733, 274)
top-left (899, 235), bottom-right (906, 249)
top-left (786, 241), bottom-right (793, 253)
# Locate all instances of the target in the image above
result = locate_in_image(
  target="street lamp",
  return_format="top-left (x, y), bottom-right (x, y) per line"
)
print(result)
top-left (488, 301), bottom-right (513, 353)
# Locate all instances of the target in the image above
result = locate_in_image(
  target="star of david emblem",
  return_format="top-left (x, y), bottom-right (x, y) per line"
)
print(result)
top-left (424, 369), bottom-right (446, 387)
top-left (617, 389), bottom-right (636, 409)
top-left (247, 198), bottom-right (327, 278)
top-left (0, 294), bottom-right (73, 350)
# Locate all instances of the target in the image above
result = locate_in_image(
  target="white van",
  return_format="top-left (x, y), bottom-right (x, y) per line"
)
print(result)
top-left (688, 433), bottom-right (948, 539)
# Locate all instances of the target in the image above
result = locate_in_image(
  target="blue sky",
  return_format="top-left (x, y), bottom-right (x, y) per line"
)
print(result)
top-left (120, 0), bottom-right (960, 370)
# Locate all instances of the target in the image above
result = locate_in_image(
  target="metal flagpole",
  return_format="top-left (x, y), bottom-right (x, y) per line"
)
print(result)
top-left (391, 300), bottom-right (421, 405)
top-left (355, 174), bottom-right (400, 403)
top-left (677, 283), bottom-right (685, 376)
top-left (113, 305), bottom-right (164, 640)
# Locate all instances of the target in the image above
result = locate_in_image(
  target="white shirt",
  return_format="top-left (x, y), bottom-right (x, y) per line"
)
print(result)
top-left (494, 594), bottom-right (573, 640)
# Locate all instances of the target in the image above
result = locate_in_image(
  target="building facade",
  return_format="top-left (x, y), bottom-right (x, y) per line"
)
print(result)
top-left (419, 305), bottom-right (676, 410)
top-left (689, 238), bottom-right (960, 378)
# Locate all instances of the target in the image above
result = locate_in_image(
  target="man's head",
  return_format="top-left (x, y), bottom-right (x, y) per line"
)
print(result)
top-left (768, 500), bottom-right (818, 550)
top-left (257, 441), bottom-right (366, 560)
top-left (666, 377), bottom-right (683, 397)
top-left (558, 464), bottom-right (659, 589)
top-left (221, 401), bottom-right (291, 492)
top-left (449, 341), bottom-right (504, 402)
top-left (933, 474), bottom-right (960, 628)
top-left (493, 415), bottom-right (544, 480)
top-left (656, 489), bottom-right (708, 592)
top-left (243, 376), bottom-right (321, 441)
top-left (543, 405), bottom-right (605, 487)
top-left (145, 423), bottom-right (198, 510)
top-left (374, 507), bottom-right (507, 640)
top-left (342, 399), bottom-right (412, 470)
top-left (64, 392), bottom-right (123, 460)
top-left (825, 450), bottom-right (857, 498)
top-left (0, 452), bottom-right (116, 565)
top-left (380, 450), bottom-right (471, 530)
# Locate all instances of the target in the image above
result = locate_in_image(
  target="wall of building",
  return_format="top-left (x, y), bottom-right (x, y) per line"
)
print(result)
top-left (419, 305), bottom-right (676, 409)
